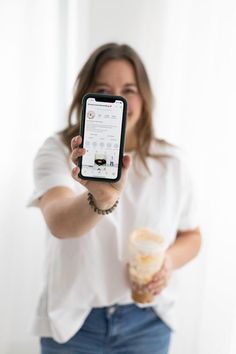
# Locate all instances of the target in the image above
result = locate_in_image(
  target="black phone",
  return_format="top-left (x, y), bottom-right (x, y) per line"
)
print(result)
top-left (78, 93), bottom-right (128, 182)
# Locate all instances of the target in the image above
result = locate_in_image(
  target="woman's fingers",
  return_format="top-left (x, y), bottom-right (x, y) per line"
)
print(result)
top-left (122, 154), bottom-right (132, 169)
top-left (144, 258), bottom-right (172, 296)
top-left (146, 278), bottom-right (168, 295)
top-left (148, 278), bottom-right (167, 290)
top-left (71, 135), bottom-right (82, 150)
top-left (71, 166), bottom-right (88, 186)
top-left (70, 139), bottom-right (132, 198)
top-left (152, 269), bottom-right (167, 282)
top-left (71, 166), bottom-right (80, 181)
top-left (70, 147), bottom-right (86, 165)
top-left (70, 135), bottom-right (86, 166)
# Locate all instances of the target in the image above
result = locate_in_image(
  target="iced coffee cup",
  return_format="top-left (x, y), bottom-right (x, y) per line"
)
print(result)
top-left (128, 228), bottom-right (166, 304)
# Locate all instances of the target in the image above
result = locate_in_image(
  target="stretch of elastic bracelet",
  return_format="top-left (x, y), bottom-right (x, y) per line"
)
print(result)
top-left (87, 192), bottom-right (119, 215)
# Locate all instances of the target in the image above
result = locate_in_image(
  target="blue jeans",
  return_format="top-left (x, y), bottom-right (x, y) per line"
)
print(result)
top-left (40, 304), bottom-right (171, 354)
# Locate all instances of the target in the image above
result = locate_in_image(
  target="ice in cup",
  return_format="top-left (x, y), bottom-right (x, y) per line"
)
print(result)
top-left (128, 228), bottom-right (166, 303)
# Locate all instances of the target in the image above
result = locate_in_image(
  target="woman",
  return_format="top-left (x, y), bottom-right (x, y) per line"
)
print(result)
top-left (29, 43), bottom-right (201, 354)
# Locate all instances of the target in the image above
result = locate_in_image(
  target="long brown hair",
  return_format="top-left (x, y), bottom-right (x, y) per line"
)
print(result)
top-left (60, 43), bottom-right (169, 171)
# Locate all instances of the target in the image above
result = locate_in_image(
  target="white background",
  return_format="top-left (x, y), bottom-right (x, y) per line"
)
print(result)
top-left (0, 1), bottom-right (236, 353)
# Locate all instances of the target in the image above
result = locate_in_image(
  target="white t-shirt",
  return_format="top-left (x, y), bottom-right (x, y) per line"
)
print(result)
top-left (28, 134), bottom-right (199, 343)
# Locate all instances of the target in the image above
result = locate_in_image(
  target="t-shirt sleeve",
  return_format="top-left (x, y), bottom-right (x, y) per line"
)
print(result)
top-left (27, 135), bottom-right (77, 207)
top-left (177, 156), bottom-right (200, 232)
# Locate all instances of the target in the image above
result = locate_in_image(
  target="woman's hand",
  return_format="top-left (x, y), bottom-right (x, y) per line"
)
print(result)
top-left (70, 135), bottom-right (131, 210)
top-left (145, 254), bottom-right (173, 296)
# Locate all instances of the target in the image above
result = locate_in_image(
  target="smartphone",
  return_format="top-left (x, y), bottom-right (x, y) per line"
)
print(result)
top-left (78, 93), bottom-right (127, 182)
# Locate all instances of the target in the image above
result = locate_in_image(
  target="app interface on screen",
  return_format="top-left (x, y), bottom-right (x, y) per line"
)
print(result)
top-left (81, 97), bottom-right (124, 179)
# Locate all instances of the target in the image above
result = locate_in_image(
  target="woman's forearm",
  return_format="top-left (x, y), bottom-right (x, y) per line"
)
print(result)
top-left (166, 228), bottom-right (202, 270)
top-left (41, 189), bottom-right (111, 239)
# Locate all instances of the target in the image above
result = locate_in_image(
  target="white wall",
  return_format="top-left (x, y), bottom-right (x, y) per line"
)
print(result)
top-left (0, 1), bottom-right (61, 353)
top-left (0, 1), bottom-right (90, 353)
top-left (0, 1), bottom-right (236, 353)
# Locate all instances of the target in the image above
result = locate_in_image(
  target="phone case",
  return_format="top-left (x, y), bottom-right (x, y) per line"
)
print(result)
top-left (78, 93), bottom-right (127, 182)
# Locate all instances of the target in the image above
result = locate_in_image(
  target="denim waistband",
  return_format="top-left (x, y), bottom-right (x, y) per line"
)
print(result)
top-left (93, 303), bottom-right (146, 318)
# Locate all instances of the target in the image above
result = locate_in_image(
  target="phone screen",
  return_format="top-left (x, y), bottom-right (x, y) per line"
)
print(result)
top-left (79, 94), bottom-right (127, 181)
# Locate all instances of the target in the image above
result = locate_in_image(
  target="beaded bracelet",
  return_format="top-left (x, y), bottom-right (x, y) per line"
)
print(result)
top-left (87, 192), bottom-right (119, 215)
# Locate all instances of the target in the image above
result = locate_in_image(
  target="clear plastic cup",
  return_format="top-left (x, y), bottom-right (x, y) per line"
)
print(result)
top-left (128, 228), bottom-right (166, 303)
